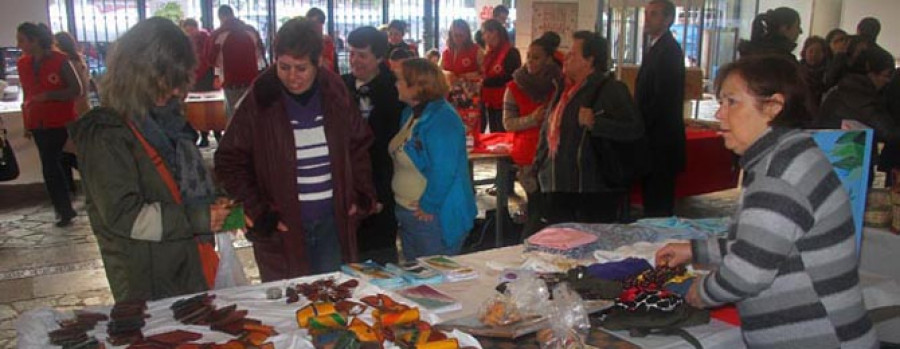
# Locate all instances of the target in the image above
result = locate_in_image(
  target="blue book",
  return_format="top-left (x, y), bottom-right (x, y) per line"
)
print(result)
top-left (386, 261), bottom-right (444, 285)
top-left (341, 261), bottom-right (407, 289)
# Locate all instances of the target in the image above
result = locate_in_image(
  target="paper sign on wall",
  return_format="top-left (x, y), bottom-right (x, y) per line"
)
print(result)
top-left (532, 2), bottom-right (579, 50)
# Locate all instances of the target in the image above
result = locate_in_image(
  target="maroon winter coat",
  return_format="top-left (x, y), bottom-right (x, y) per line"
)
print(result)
top-left (214, 66), bottom-right (376, 281)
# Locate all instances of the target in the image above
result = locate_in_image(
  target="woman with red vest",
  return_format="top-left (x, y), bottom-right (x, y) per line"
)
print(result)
top-left (16, 22), bottom-right (81, 227)
top-left (503, 33), bottom-right (562, 237)
top-left (441, 19), bottom-right (484, 139)
top-left (481, 19), bottom-right (521, 133)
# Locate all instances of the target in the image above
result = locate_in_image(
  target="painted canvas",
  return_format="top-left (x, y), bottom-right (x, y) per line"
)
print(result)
top-left (809, 128), bottom-right (874, 254)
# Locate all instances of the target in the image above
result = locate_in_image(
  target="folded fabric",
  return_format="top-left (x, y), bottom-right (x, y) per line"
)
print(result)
top-left (527, 227), bottom-right (599, 250)
top-left (585, 258), bottom-right (652, 282)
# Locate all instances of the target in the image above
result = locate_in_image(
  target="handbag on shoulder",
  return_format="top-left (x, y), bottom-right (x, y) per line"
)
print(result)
top-left (0, 128), bottom-right (20, 181)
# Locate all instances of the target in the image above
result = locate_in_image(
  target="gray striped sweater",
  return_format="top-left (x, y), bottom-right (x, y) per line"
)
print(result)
top-left (691, 128), bottom-right (877, 348)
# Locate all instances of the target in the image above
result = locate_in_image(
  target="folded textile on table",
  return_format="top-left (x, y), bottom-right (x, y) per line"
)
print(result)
top-left (584, 258), bottom-right (652, 282)
top-left (525, 227), bottom-right (600, 258)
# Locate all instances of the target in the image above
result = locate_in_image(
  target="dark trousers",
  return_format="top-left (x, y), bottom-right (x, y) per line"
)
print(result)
top-left (641, 169), bottom-right (677, 217)
top-left (520, 189), bottom-right (546, 239)
top-left (481, 107), bottom-right (505, 133)
top-left (543, 192), bottom-right (621, 225)
top-left (356, 205), bottom-right (399, 264)
top-left (32, 128), bottom-right (76, 218)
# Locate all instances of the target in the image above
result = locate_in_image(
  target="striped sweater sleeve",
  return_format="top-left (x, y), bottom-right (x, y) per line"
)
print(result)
top-left (696, 176), bottom-right (810, 307)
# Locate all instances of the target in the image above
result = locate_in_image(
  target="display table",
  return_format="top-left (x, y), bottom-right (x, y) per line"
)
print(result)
top-left (184, 91), bottom-right (227, 132)
top-left (19, 227), bottom-right (900, 348)
top-left (468, 152), bottom-right (512, 246)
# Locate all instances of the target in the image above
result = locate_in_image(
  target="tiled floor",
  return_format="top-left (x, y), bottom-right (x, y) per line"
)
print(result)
top-left (0, 147), bottom-right (740, 348)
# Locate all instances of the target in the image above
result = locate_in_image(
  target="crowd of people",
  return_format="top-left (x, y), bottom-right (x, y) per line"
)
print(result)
top-left (13, 0), bottom-right (895, 346)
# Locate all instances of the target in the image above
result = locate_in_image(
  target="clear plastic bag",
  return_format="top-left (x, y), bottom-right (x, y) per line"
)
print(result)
top-left (214, 232), bottom-right (249, 289)
top-left (540, 283), bottom-right (590, 349)
top-left (506, 272), bottom-right (550, 317)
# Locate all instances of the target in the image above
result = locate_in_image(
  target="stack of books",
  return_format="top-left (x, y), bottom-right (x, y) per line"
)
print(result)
top-left (417, 255), bottom-right (478, 282)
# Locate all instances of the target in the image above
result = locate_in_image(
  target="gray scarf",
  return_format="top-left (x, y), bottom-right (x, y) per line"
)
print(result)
top-left (134, 99), bottom-right (215, 206)
top-left (511, 63), bottom-right (563, 103)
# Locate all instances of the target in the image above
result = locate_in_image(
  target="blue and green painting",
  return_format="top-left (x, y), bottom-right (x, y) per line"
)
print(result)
top-left (809, 129), bottom-right (874, 255)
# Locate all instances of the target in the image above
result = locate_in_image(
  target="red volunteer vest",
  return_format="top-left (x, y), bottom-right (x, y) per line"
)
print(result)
top-left (17, 51), bottom-right (77, 130)
top-left (507, 82), bottom-right (544, 165)
top-left (481, 43), bottom-right (511, 109)
top-left (441, 45), bottom-right (480, 75)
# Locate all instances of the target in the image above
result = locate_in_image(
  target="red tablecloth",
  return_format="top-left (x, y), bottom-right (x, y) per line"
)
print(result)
top-left (632, 128), bottom-right (740, 202)
top-left (473, 129), bottom-right (740, 199)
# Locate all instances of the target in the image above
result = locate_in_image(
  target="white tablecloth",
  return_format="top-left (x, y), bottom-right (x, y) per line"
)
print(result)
top-left (17, 272), bottom-right (481, 348)
top-left (19, 228), bottom-right (900, 348)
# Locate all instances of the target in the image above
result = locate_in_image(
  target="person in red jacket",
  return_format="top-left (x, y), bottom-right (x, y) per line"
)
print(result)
top-left (180, 18), bottom-right (216, 147)
top-left (503, 33), bottom-right (562, 237)
top-left (307, 7), bottom-right (338, 73)
top-left (208, 5), bottom-right (265, 138)
top-left (16, 22), bottom-right (81, 227)
top-left (481, 19), bottom-right (521, 133)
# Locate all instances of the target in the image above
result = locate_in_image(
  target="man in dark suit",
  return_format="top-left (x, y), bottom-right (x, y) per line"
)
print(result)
top-left (341, 26), bottom-right (404, 263)
top-left (635, 0), bottom-right (685, 217)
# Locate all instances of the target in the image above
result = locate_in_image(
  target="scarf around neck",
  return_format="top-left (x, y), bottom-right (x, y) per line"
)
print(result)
top-left (512, 63), bottom-right (562, 103)
top-left (134, 99), bottom-right (215, 206)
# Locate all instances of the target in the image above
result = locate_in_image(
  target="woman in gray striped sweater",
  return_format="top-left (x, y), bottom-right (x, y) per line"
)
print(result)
top-left (656, 55), bottom-right (877, 348)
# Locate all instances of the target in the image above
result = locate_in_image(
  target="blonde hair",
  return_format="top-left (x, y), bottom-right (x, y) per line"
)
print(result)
top-left (100, 17), bottom-right (196, 118)
top-left (400, 58), bottom-right (449, 102)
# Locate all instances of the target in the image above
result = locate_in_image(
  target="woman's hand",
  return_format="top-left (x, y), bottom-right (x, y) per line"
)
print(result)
top-left (655, 242), bottom-right (693, 267)
top-left (685, 278), bottom-right (705, 308)
top-left (209, 202), bottom-right (231, 232)
top-left (410, 201), bottom-right (434, 222)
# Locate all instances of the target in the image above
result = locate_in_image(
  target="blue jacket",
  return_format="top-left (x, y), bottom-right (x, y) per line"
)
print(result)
top-left (400, 99), bottom-right (477, 248)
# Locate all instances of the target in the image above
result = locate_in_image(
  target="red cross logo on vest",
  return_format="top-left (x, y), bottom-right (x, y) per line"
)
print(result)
top-left (492, 64), bottom-right (503, 74)
top-left (47, 73), bottom-right (60, 85)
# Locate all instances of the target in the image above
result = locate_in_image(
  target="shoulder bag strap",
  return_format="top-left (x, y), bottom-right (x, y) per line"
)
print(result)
top-left (124, 121), bottom-right (183, 204)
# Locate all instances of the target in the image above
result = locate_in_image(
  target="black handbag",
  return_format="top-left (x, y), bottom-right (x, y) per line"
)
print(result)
top-left (0, 128), bottom-right (20, 181)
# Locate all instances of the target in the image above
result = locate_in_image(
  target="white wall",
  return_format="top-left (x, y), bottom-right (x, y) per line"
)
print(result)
top-left (0, 0), bottom-right (51, 47)
top-left (810, 0), bottom-right (842, 37)
top-left (842, 0), bottom-right (900, 57)
top-left (514, 0), bottom-right (599, 54)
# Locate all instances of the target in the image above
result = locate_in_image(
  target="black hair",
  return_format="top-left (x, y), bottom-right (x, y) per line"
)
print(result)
top-left (347, 26), bottom-right (389, 59)
top-left (857, 17), bottom-right (881, 41)
top-left (800, 35), bottom-right (826, 64)
top-left (389, 48), bottom-right (414, 61)
top-left (852, 45), bottom-right (894, 75)
top-left (493, 5), bottom-right (509, 17)
top-left (481, 19), bottom-right (509, 44)
top-left (217, 5), bottom-right (234, 18)
top-left (715, 54), bottom-right (812, 128)
top-left (275, 17), bottom-right (322, 66)
top-left (17, 22), bottom-right (53, 50)
top-left (531, 31), bottom-right (560, 57)
top-left (388, 20), bottom-right (408, 34)
top-left (306, 8), bottom-right (326, 24)
top-left (750, 7), bottom-right (800, 42)
top-left (649, 0), bottom-right (676, 27)
top-left (572, 30), bottom-right (608, 73)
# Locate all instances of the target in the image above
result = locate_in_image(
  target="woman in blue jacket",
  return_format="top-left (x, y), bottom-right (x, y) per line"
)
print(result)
top-left (389, 58), bottom-right (477, 259)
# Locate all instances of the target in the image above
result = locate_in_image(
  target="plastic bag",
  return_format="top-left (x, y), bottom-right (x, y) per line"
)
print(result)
top-left (214, 232), bottom-right (249, 289)
top-left (540, 283), bottom-right (590, 349)
top-left (506, 272), bottom-right (550, 317)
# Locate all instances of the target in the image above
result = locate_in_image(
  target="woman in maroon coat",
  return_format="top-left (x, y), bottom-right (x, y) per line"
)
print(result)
top-left (215, 18), bottom-right (377, 281)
